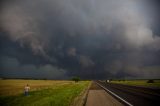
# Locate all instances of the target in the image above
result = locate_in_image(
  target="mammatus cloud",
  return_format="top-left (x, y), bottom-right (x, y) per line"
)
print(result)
top-left (1, 6), bottom-right (42, 53)
top-left (0, 0), bottom-right (160, 79)
top-left (1, 0), bottom-right (160, 54)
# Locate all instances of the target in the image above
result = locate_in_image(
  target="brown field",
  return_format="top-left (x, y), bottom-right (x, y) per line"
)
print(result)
top-left (0, 79), bottom-right (74, 96)
top-left (0, 79), bottom-right (90, 106)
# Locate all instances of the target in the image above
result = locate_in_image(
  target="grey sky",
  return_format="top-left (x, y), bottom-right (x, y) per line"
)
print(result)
top-left (0, 0), bottom-right (160, 79)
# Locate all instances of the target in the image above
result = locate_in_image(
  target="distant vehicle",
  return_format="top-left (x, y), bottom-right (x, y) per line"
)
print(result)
top-left (106, 80), bottom-right (110, 83)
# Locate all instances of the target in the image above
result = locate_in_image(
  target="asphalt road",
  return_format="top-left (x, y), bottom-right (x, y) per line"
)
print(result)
top-left (96, 81), bottom-right (160, 106)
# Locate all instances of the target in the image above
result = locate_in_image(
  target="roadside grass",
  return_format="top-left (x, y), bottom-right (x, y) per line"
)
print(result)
top-left (0, 80), bottom-right (90, 106)
top-left (110, 80), bottom-right (160, 88)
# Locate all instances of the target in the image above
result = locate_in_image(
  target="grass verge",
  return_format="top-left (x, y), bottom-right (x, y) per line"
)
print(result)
top-left (110, 80), bottom-right (160, 88)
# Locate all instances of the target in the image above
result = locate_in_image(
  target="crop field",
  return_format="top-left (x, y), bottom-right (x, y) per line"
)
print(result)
top-left (0, 79), bottom-right (90, 106)
top-left (110, 79), bottom-right (160, 88)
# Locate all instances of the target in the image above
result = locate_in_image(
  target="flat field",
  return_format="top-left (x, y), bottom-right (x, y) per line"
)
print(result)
top-left (110, 79), bottom-right (160, 88)
top-left (0, 79), bottom-right (90, 106)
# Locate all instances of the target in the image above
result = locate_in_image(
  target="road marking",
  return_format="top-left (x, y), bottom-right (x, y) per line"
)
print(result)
top-left (96, 82), bottom-right (133, 106)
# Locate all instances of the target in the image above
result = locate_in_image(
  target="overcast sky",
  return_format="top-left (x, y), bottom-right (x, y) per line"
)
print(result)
top-left (0, 0), bottom-right (160, 79)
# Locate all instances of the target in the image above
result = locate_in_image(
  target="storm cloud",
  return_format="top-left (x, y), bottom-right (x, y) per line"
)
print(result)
top-left (0, 56), bottom-right (67, 79)
top-left (0, 0), bottom-right (160, 79)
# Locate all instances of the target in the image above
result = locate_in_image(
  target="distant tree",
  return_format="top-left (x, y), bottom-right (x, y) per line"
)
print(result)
top-left (109, 79), bottom-right (113, 81)
top-left (43, 78), bottom-right (47, 80)
top-left (72, 76), bottom-right (80, 83)
top-left (122, 79), bottom-right (126, 81)
top-left (147, 79), bottom-right (154, 83)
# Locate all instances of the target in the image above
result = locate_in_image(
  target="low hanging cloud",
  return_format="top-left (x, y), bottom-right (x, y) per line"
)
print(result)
top-left (79, 55), bottom-right (94, 68)
top-left (123, 65), bottom-right (160, 79)
top-left (0, 0), bottom-right (160, 79)
top-left (67, 47), bottom-right (76, 57)
top-left (104, 58), bottom-right (160, 79)
top-left (0, 56), bottom-right (67, 79)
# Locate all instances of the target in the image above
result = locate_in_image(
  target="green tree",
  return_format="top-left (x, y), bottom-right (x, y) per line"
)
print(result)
top-left (147, 79), bottom-right (154, 83)
top-left (72, 77), bottom-right (80, 83)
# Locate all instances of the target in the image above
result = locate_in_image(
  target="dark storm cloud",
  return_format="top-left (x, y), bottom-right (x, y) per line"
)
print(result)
top-left (0, 56), bottom-right (67, 79)
top-left (0, 0), bottom-right (160, 79)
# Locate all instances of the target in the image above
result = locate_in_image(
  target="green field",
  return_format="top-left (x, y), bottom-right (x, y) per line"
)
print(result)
top-left (110, 79), bottom-right (160, 88)
top-left (0, 80), bottom-right (90, 106)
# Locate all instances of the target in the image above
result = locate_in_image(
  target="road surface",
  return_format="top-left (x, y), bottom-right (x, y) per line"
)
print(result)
top-left (97, 81), bottom-right (160, 106)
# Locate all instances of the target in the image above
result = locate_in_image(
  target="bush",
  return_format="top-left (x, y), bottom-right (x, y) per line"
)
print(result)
top-left (72, 77), bottom-right (80, 83)
top-left (147, 79), bottom-right (154, 83)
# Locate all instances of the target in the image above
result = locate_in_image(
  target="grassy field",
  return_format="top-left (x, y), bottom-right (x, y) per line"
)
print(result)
top-left (0, 79), bottom-right (90, 106)
top-left (110, 79), bottom-right (160, 88)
